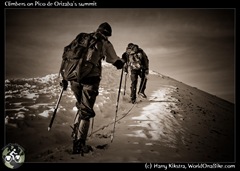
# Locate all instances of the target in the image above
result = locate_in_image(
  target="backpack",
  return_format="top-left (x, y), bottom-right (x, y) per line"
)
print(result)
top-left (128, 52), bottom-right (143, 70)
top-left (59, 32), bottom-right (101, 82)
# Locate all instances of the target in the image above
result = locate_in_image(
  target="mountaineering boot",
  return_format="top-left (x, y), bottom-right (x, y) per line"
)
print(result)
top-left (138, 92), bottom-right (147, 98)
top-left (72, 139), bottom-right (93, 156)
top-left (72, 119), bottom-right (93, 155)
top-left (131, 98), bottom-right (136, 104)
top-left (72, 139), bottom-right (82, 155)
top-left (72, 122), bottom-right (81, 155)
top-left (71, 109), bottom-right (81, 139)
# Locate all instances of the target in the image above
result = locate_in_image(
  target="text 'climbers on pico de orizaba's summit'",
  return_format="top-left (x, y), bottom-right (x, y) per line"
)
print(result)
top-left (4, 1), bottom-right (97, 7)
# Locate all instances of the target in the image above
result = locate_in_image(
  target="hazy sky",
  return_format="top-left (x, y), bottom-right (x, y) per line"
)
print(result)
top-left (5, 8), bottom-right (235, 103)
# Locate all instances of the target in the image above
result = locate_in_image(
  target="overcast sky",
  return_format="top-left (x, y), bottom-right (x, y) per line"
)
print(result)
top-left (5, 8), bottom-right (235, 103)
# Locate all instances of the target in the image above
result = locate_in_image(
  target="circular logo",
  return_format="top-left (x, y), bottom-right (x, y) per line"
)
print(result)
top-left (2, 143), bottom-right (25, 169)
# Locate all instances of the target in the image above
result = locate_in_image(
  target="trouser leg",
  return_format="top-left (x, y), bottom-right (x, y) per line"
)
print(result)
top-left (130, 70), bottom-right (138, 101)
top-left (70, 81), bottom-right (82, 140)
top-left (70, 80), bottom-right (99, 129)
top-left (139, 72), bottom-right (147, 94)
top-left (72, 119), bottom-right (90, 155)
top-left (70, 78), bottom-right (100, 154)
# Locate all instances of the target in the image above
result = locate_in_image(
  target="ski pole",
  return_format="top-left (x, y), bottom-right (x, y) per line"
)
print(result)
top-left (123, 72), bottom-right (128, 96)
top-left (111, 67), bottom-right (124, 143)
top-left (48, 87), bottom-right (64, 131)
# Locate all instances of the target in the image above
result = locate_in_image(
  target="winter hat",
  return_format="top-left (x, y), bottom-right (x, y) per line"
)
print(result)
top-left (97, 22), bottom-right (112, 37)
top-left (127, 43), bottom-right (134, 49)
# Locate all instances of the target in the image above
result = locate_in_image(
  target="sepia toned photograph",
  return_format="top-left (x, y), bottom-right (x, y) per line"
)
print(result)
top-left (4, 7), bottom-right (235, 167)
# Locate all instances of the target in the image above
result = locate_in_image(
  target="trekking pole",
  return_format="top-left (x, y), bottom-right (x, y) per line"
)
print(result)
top-left (123, 72), bottom-right (128, 96)
top-left (48, 87), bottom-right (64, 131)
top-left (111, 67), bottom-right (124, 143)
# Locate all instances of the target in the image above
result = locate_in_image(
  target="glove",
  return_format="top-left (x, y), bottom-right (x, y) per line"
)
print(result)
top-left (145, 69), bottom-right (149, 75)
top-left (60, 79), bottom-right (68, 90)
top-left (113, 59), bottom-right (125, 70)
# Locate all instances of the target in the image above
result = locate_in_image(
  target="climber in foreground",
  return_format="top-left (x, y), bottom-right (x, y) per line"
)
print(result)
top-left (59, 22), bottom-right (125, 155)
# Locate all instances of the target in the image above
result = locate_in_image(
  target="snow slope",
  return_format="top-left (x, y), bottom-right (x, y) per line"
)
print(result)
top-left (4, 63), bottom-right (235, 164)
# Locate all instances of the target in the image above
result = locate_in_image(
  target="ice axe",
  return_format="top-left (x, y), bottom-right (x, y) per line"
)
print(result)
top-left (48, 87), bottom-right (64, 131)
